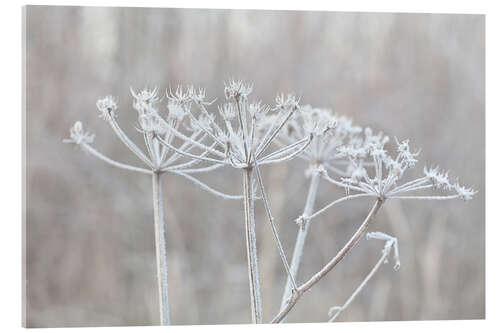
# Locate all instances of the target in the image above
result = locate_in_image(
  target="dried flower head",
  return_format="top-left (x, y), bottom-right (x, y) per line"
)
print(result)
top-left (269, 105), bottom-right (366, 177)
top-left (63, 121), bottom-right (94, 146)
top-left (275, 93), bottom-right (300, 111)
top-left (332, 135), bottom-right (475, 201)
top-left (224, 79), bottom-right (253, 100)
top-left (96, 95), bottom-right (118, 121)
top-left (155, 81), bottom-right (311, 169)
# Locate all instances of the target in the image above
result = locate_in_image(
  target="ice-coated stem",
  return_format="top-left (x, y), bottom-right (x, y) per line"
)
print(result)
top-left (328, 234), bottom-right (398, 322)
top-left (242, 167), bottom-right (262, 323)
top-left (271, 199), bottom-right (383, 323)
top-left (280, 170), bottom-right (321, 311)
top-left (152, 171), bottom-right (170, 325)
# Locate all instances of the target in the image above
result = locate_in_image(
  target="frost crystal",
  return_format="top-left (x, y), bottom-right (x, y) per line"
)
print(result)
top-left (64, 121), bottom-right (94, 145)
top-left (224, 79), bottom-right (253, 100)
top-left (96, 95), bottom-right (118, 121)
top-left (332, 133), bottom-right (476, 201)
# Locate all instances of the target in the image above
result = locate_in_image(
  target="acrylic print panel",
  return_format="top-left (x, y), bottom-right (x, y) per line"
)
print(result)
top-left (22, 5), bottom-right (484, 327)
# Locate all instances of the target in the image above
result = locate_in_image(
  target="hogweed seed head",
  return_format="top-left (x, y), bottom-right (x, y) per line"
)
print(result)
top-left (64, 121), bottom-right (95, 146)
top-left (96, 95), bottom-right (118, 121)
top-left (333, 135), bottom-right (476, 201)
top-left (275, 93), bottom-right (300, 112)
top-left (453, 182), bottom-right (477, 201)
top-left (224, 79), bottom-right (253, 100)
top-left (130, 87), bottom-right (161, 105)
top-left (138, 113), bottom-right (168, 137)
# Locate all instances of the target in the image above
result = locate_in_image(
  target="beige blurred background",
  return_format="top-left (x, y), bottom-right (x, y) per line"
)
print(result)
top-left (24, 6), bottom-right (484, 327)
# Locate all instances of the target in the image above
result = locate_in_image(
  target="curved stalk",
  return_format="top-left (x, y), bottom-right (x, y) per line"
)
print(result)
top-left (328, 234), bottom-right (398, 322)
top-left (80, 143), bottom-right (153, 175)
top-left (243, 167), bottom-right (262, 323)
top-left (152, 172), bottom-right (170, 325)
top-left (271, 199), bottom-right (383, 323)
top-left (280, 171), bottom-right (320, 312)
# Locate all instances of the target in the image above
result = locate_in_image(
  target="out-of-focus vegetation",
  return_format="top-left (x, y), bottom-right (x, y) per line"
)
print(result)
top-left (24, 6), bottom-right (484, 327)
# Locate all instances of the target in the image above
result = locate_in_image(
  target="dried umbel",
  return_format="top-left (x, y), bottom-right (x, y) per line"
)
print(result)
top-left (272, 105), bottom-right (363, 175)
top-left (157, 80), bottom-right (311, 170)
top-left (65, 80), bottom-right (477, 325)
top-left (154, 80), bottom-right (315, 323)
top-left (64, 86), bottom-right (244, 325)
top-left (63, 121), bottom-right (94, 146)
top-left (334, 131), bottom-right (476, 201)
top-left (273, 123), bottom-right (476, 323)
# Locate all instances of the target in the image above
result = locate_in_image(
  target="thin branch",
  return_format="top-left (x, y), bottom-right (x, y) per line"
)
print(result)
top-left (160, 119), bottom-right (227, 159)
top-left (259, 136), bottom-right (310, 162)
top-left (156, 135), bottom-right (229, 166)
top-left (81, 143), bottom-right (152, 175)
top-left (163, 131), bottom-right (205, 166)
top-left (254, 162), bottom-right (298, 292)
top-left (259, 134), bottom-right (312, 165)
top-left (307, 193), bottom-right (376, 222)
top-left (174, 164), bottom-right (223, 174)
top-left (235, 97), bottom-right (250, 160)
top-left (387, 194), bottom-right (460, 200)
top-left (171, 171), bottom-right (244, 200)
top-left (271, 199), bottom-right (383, 323)
top-left (107, 117), bottom-right (153, 168)
top-left (328, 237), bottom-right (396, 322)
top-left (321, 173), bottom-right (369, 194)
top-left (390, 184), bottom-right (434, 194)
top-left (185, 110), bottom-right (227, 149)
top-left (161, 142), bottom-right (218, 172)
top-left (324, 164), bottom-right (350, 177)
top-left (256, 109), bottom-right (295, 159)
top-left (386, 177), bottom-right (428, 196)
top-left (280, 170), bottom-right (321, 312)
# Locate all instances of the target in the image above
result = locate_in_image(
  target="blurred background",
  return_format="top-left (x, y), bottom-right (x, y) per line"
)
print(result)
top-left (24, 6), bottom-right (484, 327)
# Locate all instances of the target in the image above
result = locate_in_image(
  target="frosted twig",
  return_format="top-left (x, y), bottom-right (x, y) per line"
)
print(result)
top-left (171, 170), bottom-right (244, 200)
top-left (259, 134), bottom-right (313, 165)
top-left (155, 135), bottom-right (229, 166)
top-left (79, 143), bottom-right (152, 175)
top-left (107, 116), bottom-right (154, 168)
top-left (388, 195), bottom-right (460, 200)
top-left (328, 232), bottom-right (400, 322)
top-left (173, 164), bottom-right (223, 174)
top-left (271, 199), bottom-right (383, 323)
top-left (254, 162), bottom-right (298, 292)
top-left (307, 193), bottom-right (376, 221)
top-left (280, 170), bottom-right (321, 312)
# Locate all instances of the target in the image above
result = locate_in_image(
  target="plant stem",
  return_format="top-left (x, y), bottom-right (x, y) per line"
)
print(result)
top-left (242, 167), bottom-right (262, 323)
top-left (272, 199), bottom-right (383, 323)
top-left (152, 171), bottom-right (170, 325)
top-left (280, 171), bottom-right (320, 311)
top-left (328, 239), bottom-right (394, 322)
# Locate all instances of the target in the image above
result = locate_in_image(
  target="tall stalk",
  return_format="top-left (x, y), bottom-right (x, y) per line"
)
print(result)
top-left (280, 170), bottom-right (321, 311)
top-left (152, 171), bottom-right (170, 325)
top-left (242, 167), bottom-right (262, 323)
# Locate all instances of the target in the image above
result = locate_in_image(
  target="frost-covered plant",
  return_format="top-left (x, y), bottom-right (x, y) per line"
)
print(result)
top-left (64, 87), bottom-right (242, 325)
top-left (328, 231), bottom-right (400, 322)
top-left (65, 80), bottom-right (476, 325)
top-left (154, 80), bottom-right (313, 323)
top-left (271, 106), bottom-right (367, 310)
top-left (271, 126), bottom-right (475, 323)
